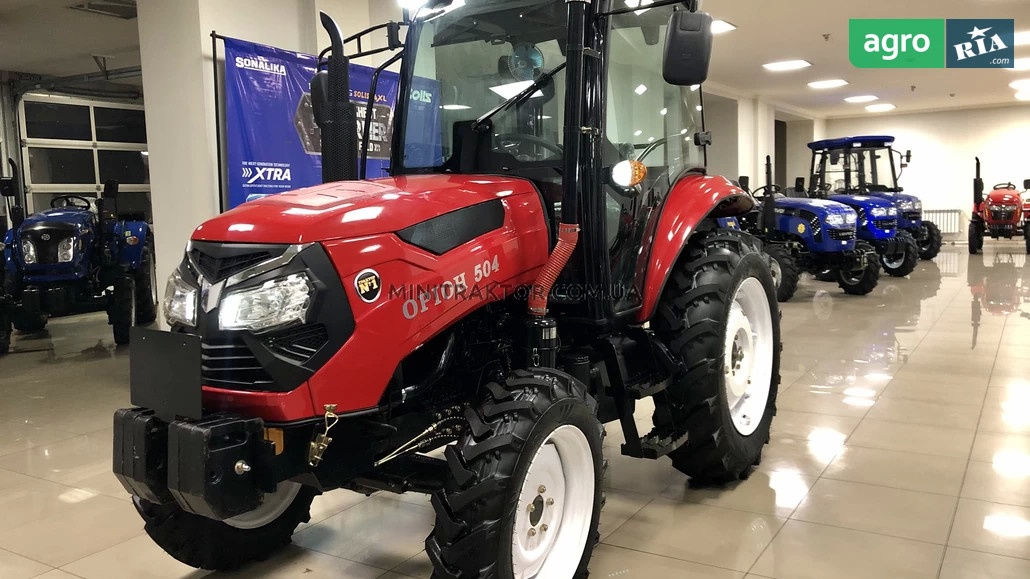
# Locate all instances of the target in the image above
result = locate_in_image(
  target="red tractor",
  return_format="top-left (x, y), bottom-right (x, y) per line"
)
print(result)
top-left (114, 1), bottom-right (781, 576)
top-left (969, 157), bottom-right (1030, 254)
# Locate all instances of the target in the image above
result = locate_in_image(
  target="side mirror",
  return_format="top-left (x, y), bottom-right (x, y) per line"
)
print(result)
top-left (1023, 179), bottom-right (1030, 191)
top-left (795, 177), bottom-right (806, 191)
top-left (905, 150), bottom-right (912, 163)
top-left (0, 177), bottom-right (14, 198)
top-left (737, 176), bottom-right (750, 192)
top-left (663, 10), bottom-right (713, 87)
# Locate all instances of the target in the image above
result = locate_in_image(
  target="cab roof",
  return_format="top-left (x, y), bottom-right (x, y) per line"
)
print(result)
top-left (808, 136), bottom-right (895, 151)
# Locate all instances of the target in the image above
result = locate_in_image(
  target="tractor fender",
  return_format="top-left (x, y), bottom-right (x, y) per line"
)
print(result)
top-left (114, 221), bottom-right (150, 269)
top-left (637, 174), bottom-right (755, 322)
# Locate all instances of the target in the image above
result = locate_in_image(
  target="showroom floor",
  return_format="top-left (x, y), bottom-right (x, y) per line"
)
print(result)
top-left (1, 244), bottom-right (1029, 578)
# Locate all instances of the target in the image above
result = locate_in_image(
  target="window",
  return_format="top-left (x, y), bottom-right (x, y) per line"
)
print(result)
top-left (20, 95), bottom-right (150, 215)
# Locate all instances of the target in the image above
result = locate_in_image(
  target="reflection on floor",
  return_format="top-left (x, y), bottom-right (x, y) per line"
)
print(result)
top-left (2, 244), bottom-right (1030, 578)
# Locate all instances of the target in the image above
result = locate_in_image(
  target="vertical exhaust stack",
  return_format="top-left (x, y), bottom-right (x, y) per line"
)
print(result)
top-left (761, 155), bottom-right (776, 234)
top-left (973, 157), bottom-right (984, 209)
top-left (312, 12), bottom-right (359, 183)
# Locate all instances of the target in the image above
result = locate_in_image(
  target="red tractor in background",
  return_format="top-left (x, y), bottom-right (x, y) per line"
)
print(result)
top-left (113, 1), bottom-right (781, 576)
top-left (969, 157), bottom-right (1030, 254)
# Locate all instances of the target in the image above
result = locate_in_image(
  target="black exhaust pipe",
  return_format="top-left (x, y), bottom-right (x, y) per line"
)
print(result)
top-left (973, 157), bottom-right (984, 208)
top-left (761, 155), bottom-right (776, 233)
top-left (313, 11), bottom-right (359, 183)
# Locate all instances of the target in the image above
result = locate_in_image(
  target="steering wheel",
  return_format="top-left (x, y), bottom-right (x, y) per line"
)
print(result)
top-left (994, 183), bottom-right (1016, 191)
top-left (751, 184), bottom-right (783, 199)
top-left (51, 195), bottom-right (93, 209)
top-left (493, 134), bottom-right (563, 162)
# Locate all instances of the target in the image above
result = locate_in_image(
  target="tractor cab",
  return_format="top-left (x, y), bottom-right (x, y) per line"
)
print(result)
top-left (808, 136), bottom-right (942, 260)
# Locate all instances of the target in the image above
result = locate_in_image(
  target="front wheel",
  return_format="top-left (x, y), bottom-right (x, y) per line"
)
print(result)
top-left (918, 221), bottom-right (942, 260)
top-left (13, 313), bottom-right (47, 334)
top-left (837, 241), bottom-right (881, 296)
top-left (969, 221), bottom-right (982, 255)
top-left (881, 231), bottom-right (919, 277)
top-left (765, 245), bottom-right (799, 302)
top-left (427, 369), bottom-right (604, 579)
top-left (652, 229), bottom-right (781, 484)
top-left (110, 276), bottom-right (136, 345)
top-left (135, 236), bottom-right (158, 324)
top-left (134, 482), bottom-right (317, 570)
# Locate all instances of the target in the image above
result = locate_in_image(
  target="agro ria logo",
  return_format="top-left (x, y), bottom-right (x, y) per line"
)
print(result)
top-left (946, 19), bottom-right (1014, 68)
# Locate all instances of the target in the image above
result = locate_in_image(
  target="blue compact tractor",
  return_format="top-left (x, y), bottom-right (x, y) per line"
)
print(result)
top-left (1, 172), bottom-right (156, 353)
top-left (808, 136), bottom-right (940, 260)
top-left (807, 139), bottom-right (919, 278)
top-left (740, 157), bottom-right (880, 301)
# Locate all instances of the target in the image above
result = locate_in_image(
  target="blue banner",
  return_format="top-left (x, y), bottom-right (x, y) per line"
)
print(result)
top-left (224, 37), bottom-right (400, 209)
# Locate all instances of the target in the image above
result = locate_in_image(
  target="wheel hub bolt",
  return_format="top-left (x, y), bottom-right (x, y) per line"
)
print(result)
top-left (234, 460), bottom-right (251, 475)
top-left (546, 498), bottom-right (554, 506)
top-left (528, 528), bottom-right (537, 537)
top-left (528, 504), bottom-right (536, 513)
top-left (540, 524), bottom-right (549, 532)
top-left (538, 485), bottom-right (547, 494)
top-left (743, 415), bottom-right (752, 426)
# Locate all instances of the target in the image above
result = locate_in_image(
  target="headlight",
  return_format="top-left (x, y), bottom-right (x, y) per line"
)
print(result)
top-left (845, 212), bottom-right (857, 225)
top-left (889, 207), bottom-right (898, 216)
top-left (825, 214), bottom-right (846, 227)
top-left (218, 273), bottom-right (312, 333)
top-left (899, 201), bottom-right (915, 211)
top-left (164, 269), bottom-right (198, 327)
top-left (58, 238), bottom-right (75, 263)
top-left (870, 207), bottom-right (889, 218)
top-left (914, 201), bottom-right (922, 210)
top-left (20, 240), bottom-right (36, 265)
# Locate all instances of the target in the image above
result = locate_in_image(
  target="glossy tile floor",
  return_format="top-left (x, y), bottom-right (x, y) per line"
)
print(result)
top-left (2, 244), bottom-right (1030, 578)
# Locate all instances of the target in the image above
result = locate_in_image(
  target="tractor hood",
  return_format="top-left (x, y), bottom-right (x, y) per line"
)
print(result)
top-left (864, 190), bottom-right (919, 205)
top-left (775, 197), bottom-right (856, 219)
top-left (986, 190), bottom-right (1022, 206)
top-left (18, 207), bottom-right (94, 233)
top-left (828, 194), bottom-right (896, 212)
top-left (193, 175), bottom-right (540, 244)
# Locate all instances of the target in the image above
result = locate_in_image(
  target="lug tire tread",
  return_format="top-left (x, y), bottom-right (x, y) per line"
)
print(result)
top-left (882, 231), bottom-right (919, 277)
top-left (764, 245), bottom-right (799, 302)
top-left (837, 241), bottom-right (881, 296)
top-left (918, 221), bottom-right (942, 260)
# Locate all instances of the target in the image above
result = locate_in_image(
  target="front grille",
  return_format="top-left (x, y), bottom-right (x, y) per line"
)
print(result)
top-left (264, 324), bottom-right (329, 363)
top-left (828, 228), bottom-right (857, 241)
top-left (190, 248), bottom-right (274, 281)
top-left (872, 219), bottom-right (897, 231)
top-left (902, 211), bottom-right (922, 222)
top-left (990, 208), bottom-right (1017, 221)
top-left (201, 337), bottom-right (276, 390)
top-left (21, 230), bottom-right (73, 265)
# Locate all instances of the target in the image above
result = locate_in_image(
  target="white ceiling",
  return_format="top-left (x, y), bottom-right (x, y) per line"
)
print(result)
top-left (0, 0), bottom-right (140, 76)
top-left (703, 0), bottom-right (1030, 118)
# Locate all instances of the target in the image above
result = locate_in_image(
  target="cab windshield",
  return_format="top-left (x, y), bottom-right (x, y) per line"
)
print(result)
top-left (816, 147), bottom-right (898, 193)
top-left (398, 0), bottom-right (568, 172)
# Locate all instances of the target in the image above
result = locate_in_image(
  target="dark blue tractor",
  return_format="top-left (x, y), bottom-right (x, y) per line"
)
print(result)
top-left (739, 157), bottom-right (880, 301)
top-left (807, 136), bottom-right (941, 260)
top-left (806, 139), bottom-right (920, 278)
top-left (1, 176), bottom-right (156, 353)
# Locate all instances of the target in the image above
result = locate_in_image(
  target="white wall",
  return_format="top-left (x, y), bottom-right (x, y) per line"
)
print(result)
top-left (704, 94), bottom-right (738, 179)
top-left (827, 104), bottom-right (1030, 211)
top-left (785, 120), bottom-right (815, 186)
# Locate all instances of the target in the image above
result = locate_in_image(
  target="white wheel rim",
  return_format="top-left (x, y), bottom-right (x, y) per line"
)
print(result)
top-left (225, 481), bottom-right (301, 530)
top-left (723, 277), bottom-right (774, 436)
top-left (511, 424), bottom-right (594, 579)
top-left (768, 258), bottom-right (782, 288)
top-left (883, 254), bottom-right (905, 269)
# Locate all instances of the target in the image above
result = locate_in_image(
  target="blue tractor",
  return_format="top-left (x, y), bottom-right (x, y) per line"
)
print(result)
top-left (740, 157), bottom-right (880, 301)
top-left (808, 136), bottom-right (940, 260)
top-left (807, 138), bottom-right (920, 278)
top-left (1, 174), bottom-right (156, 353)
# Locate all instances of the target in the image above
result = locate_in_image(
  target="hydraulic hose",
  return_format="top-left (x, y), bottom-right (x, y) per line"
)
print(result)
top-left (528, 224), bottom-right (580, 316)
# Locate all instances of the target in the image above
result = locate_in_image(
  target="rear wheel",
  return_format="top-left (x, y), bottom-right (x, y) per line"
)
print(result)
top-left (918, 221), bottom-right (942, 260)
top-left (134, 483), bottom-right (317, 570)
top-left (969, 220), bottom-right (982, 255)
top-left (765, 245), bottom-right (799, 302)
top-left (427, 369), bottom-right (604, 579)
top-left (652, 229), bottom-right (780, 484)
top-left (135, 236), bottom-right (158, 324)
top-left (881, 231), bottom-right (919, 277)
top-left (837, 241), bottom-right (880, 296)
top-left (110, 276), bottom-right (136, 345)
